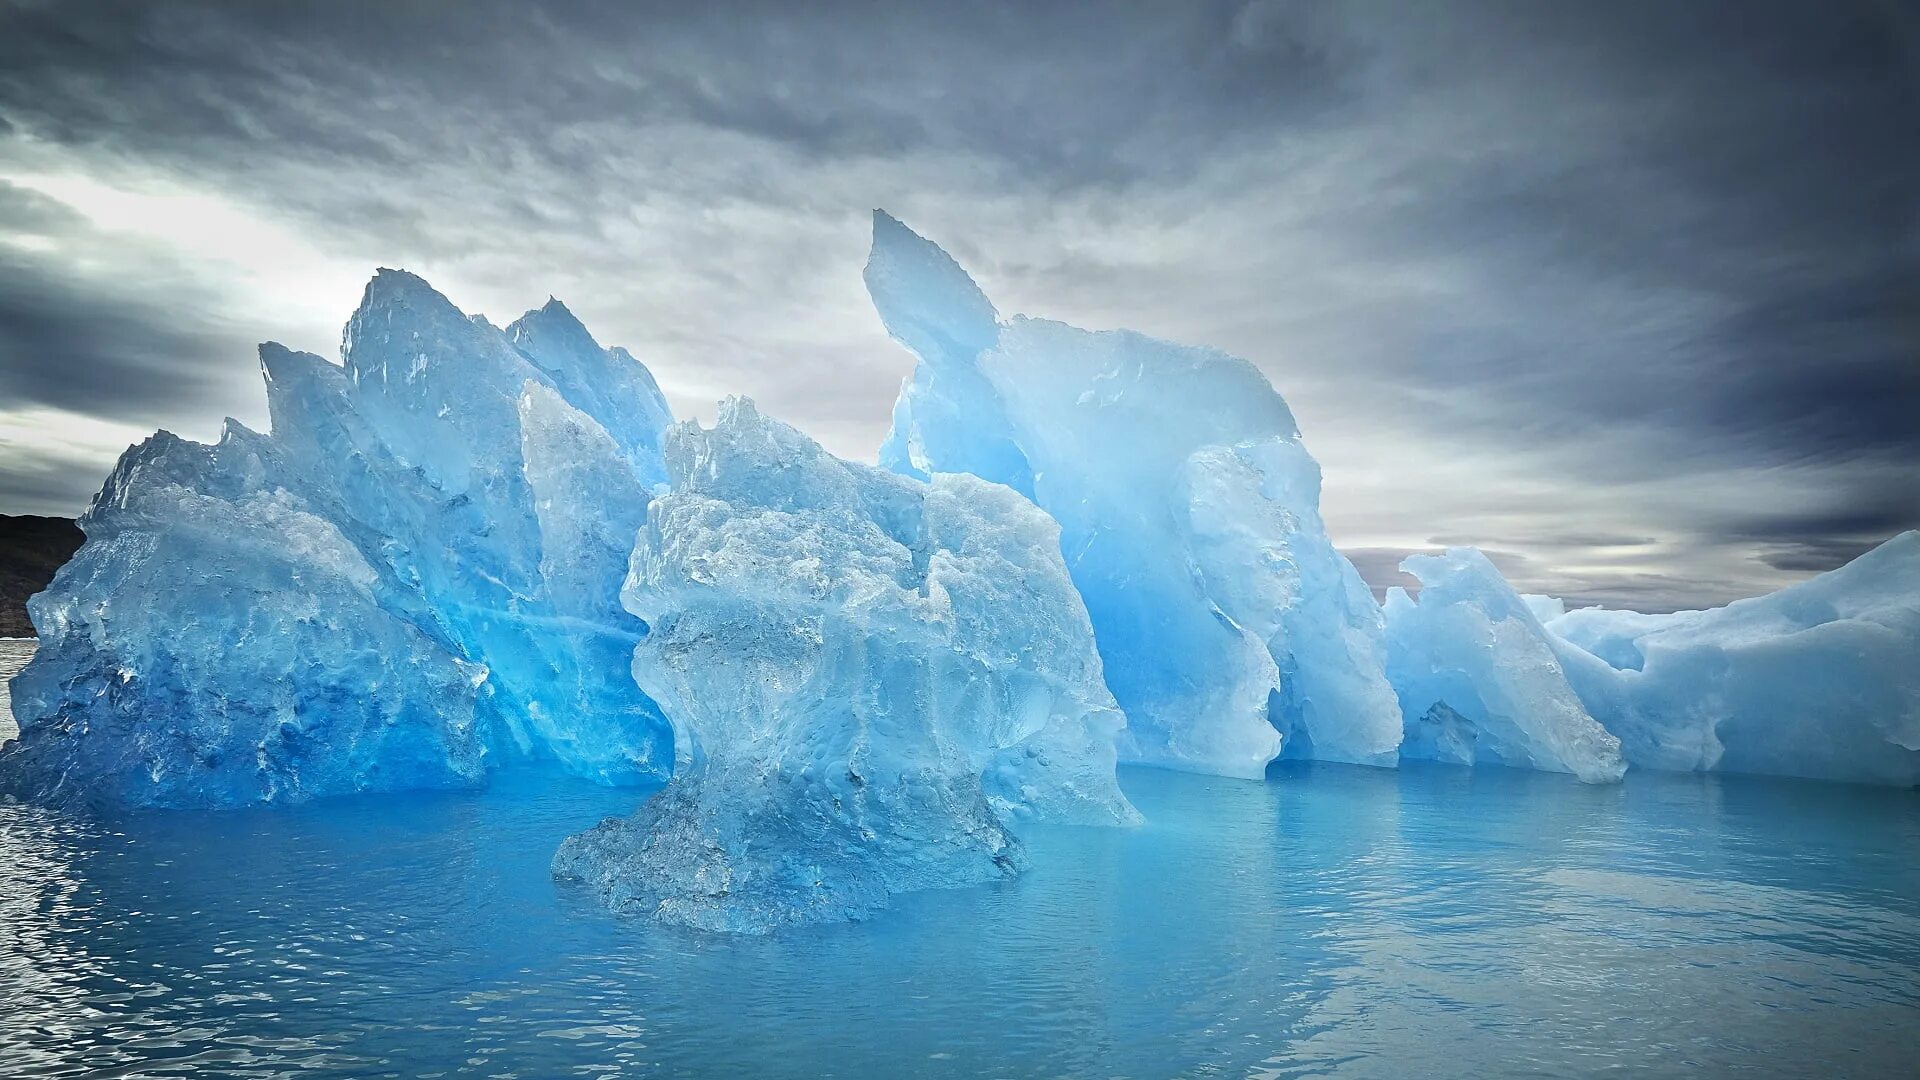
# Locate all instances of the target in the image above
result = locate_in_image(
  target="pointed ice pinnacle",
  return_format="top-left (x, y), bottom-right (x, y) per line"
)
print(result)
top-left (868, 211), bottom-right (1403, 778)
top-left (509, 298), bottom-right (674, 489)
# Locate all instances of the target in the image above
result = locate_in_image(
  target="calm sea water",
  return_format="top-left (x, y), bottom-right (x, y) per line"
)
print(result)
top-left (2, 641), bottom-right (1917, 1077)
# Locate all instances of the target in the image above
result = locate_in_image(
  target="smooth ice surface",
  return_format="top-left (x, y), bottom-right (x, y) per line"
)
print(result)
top-left (1544, 531), bottom-right (1920, 786)
top-left (6, 763), bottom-right (1918, 1077)
top-left (509, 299), bottom-right (674, 491)
top-left (0, 273), bottom-right (675, 807)
top-left (1384, 549), bottom-right (1626, 784)
top-left (516, 384), bottom-right (661, 783)
top-left (553, 399), bottom-right (1136, 932)
top-left (870, 212), bottom-right (1400, 778)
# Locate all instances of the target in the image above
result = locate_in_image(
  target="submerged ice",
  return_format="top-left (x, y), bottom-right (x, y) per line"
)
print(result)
top-left (869, 212), bottom-right (1400, 778)
top-left (1, 273), bottom-right (674, 807)
top-left (552, 399), bottom-right (1137, 931)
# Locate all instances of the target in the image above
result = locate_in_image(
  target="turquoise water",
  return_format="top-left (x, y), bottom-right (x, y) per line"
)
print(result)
top-left (1, 736), bottom-right (1916, 1078)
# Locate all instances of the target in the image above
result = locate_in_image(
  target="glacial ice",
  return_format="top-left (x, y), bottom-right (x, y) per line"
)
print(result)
top-left (5, 210), bottom-right (1915, 828)
top-left (1383, 549), bottom-right (1627, 784)
top-left (552, 398), bottom-right (1137, 932)
top-left (0, 427), bottom-right (491, 807)
top-left (0, 272), bottom-right (675, 807)
top-left (869, 212), bottom-right (1401, 778)
top-left (517, 383), bottom-right (662, 782)
top-left (1543, 531), bottom-right (1920, 786)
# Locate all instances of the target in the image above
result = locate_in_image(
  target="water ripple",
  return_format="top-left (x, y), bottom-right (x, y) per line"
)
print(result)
top-left (0, 746), bottom-right (1917, 1076)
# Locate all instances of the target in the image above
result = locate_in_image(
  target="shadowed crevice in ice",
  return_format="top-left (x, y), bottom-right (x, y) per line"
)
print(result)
top-left (553, 398), bottom-right (1137, 932)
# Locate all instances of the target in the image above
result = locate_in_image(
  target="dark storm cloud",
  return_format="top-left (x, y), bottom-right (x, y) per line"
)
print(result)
top-left (0, 1), bottom-right (1360, 213)
top-left (0, 179), bottom-right (260, 423)
top-left (0, 442), bottom-right (110, 519)
top-left (1316, 2), bottom-right (1920, 468)
top-left (1426, 533), bottom-right (1657, 552)
top-left (1753, 540), bottom-right (1885, 574)
top-left (0, 1), bottom-right (1377, 446)
top-left (1713, 499), bottom-right (1920, 574)
top-left (0, 251), bottom-right (243, 422)
top-left (0, 0), bottom-right (1914, 606)
top-left (0, 180), bottom-right (84, 233)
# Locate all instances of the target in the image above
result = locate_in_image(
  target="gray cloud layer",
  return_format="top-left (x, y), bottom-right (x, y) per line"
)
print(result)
top-left (0, 0), bottom-right (1915, 610)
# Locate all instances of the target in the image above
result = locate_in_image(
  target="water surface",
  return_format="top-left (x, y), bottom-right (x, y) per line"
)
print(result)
top-left (1, 734), bottom-right (1915, 1078)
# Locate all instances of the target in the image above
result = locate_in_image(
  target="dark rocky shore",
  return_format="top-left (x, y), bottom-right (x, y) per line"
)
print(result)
top-left (0, 515), bottom-right (81, 638)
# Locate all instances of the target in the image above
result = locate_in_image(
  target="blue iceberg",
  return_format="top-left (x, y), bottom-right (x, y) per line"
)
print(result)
top-left (1543, 531), bottom-right (1920, 786)
top-left (552, 398), bottom-right (1137, 931)
top-left (869, 212), bottom-right (1401, 778)
top-left (5, 214), bottom-right (1914, 826)
top-left (1387, 536), bottom-right (1920, 787)
top-left (1383, 549), bottom-right (1626, 784)
top-left (516, 382), bottom-right (662, 782)
top-left (1, 273), bottom-right (675, 807)
top-left (0, 426), bottom-right (492, 807)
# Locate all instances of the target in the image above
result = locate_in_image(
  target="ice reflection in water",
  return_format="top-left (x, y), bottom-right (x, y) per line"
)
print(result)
top-left (0, 740), bottom-right (1916, 1077)
top-left (0, 636), bottom-right (33, 742)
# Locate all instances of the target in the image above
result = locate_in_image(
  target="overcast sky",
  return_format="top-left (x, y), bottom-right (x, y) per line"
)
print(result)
top-left (0, 0), bottom-right (1915, 611)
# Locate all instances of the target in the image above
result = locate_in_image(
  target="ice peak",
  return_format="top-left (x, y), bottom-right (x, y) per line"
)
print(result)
top-left (865, 210), bottom-right (999, 364)
top-left (507, 295), bottom-right (600, 359)
top-left (258, 341), bottom-right (337, 381)
top-left (361, 267), bottom-right (447, 307)
top-left (714, 393), bottom-right (762, 426)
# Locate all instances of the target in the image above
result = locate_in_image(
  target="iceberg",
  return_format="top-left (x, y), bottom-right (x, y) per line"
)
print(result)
top-left (1544, 531), bottom-right (1920, 786)
top-left (6, 214), bottom-right (1911, 821)
top-left (552, 398), bottom-right (1137, 932)
top-left (509, 299), bottom-right (675, 491)
top-left (1383, 549), bottom-right (1627, 784)
top-left (869, 212), bottom-right (1401, 778)
top-left (0, 427), bottom-right (492, 808)
top-left (1, 272), bottom-right (675, 807)
top-left (517, 383), bottom-right (663, 783)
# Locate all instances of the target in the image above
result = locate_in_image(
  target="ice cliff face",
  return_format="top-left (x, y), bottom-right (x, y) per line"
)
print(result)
top-left (0, 274), bottom-right (674, 807)
top-left (552, 399), bottom-right (1137, 931)
top-left (869, 212), bottom-right (1401, 779)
